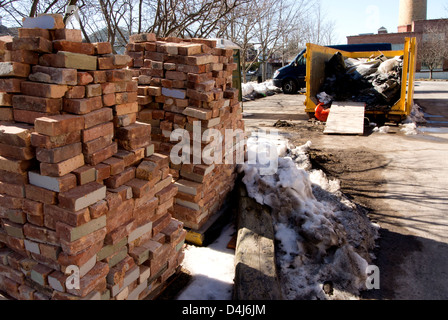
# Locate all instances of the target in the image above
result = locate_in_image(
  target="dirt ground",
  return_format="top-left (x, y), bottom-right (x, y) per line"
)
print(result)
top-left (242, 81), bottom-right (448, 300)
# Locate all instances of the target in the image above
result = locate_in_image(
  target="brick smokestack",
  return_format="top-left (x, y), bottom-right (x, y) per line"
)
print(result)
top-left (398, 0), bottom-right (427, 32)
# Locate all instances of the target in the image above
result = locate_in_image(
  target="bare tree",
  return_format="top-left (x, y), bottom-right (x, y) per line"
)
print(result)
top-left (419, 21), bottom-right (448, 80)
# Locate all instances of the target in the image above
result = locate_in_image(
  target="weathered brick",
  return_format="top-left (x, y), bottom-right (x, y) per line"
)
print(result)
top-left (53, 40), bottom-right (95, 55)
top-left (0, 142), bottom-right (33, 161)
top-left (104, 167), bottom-right (136, 189)
top-left (0, 123), bottom-right (31, 147)
top-left (63, 96), bottom-right (103, 115)
top-left (44, 204), bottom-right (90, 229)
top-left (82, 122), bottom-right (113, 143)
top-left (31, 131), bottom-right (81, 149)
top-left (29, 65), bottom-right (77, 85)
top-left (0, 78), bottom-right (24, 93)
top-left (40, 153), bottom-right (85, 177)
top-left (84, 142), bottom-right (117, 166)
top-left (40, 51), bottom-right (97, 71)
top-left (72, 165), bottom-right (97, 185)
top-left (36, 142), bottom-right (82, 163)
top-left (0, 62), bottom-right (30, 78)
top-left (21, 81), bottom-right (68, 99)
top-left (35, 115), bottom-right (83, 138)
top-left (12, 37), bottom-right (52, 53)
top-left (12, 95), bottom-right (62, 113)
top-left (59, 226), bottom-right (106, 257)
top-left (58, 182), bottom-right (107, 212)
top-left (54, 29), bottom-right (83, 42)
top-left (28, 171), bottom-right (76, 194)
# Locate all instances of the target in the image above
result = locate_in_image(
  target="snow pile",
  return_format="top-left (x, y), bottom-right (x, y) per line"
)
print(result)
top-left (240, 136), bottom-right (378, 300)
top-left (242, 80), bottom-right (280, 98)
top-left (400, 103), bottom-right (425, 135)
top-left (177, 224), bottom-right (235, 300)
top-left (373, 126), bottom-right (391, 134)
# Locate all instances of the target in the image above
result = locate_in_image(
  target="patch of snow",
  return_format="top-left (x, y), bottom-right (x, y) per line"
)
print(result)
top-left (240, 136), bottom-right (379, 300)
top-left (242, 80), bottom-right (279, 97)
top-left (373, 126), bottom-right (390, 134)
top-left (176, 224), bottom-right (235, 300)
top-left (400, 103), bottom-right (425, 135)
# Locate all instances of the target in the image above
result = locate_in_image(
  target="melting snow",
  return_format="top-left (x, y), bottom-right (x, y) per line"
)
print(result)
top-left (240, 135), bottom-right (379, 300)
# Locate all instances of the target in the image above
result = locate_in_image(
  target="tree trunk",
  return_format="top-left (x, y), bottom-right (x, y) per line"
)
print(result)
top-left (429, 69), bottom-right (433, 80)
top-left (29, 0), bottom-right (40, 17)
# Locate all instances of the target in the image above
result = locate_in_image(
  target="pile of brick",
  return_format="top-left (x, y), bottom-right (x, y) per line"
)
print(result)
top-left (0, 14), bottom-right (185, 300)
top-left (127, 34), bottom-right (244, 231)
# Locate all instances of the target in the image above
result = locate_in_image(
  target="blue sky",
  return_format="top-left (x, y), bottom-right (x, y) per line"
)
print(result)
top-left (320, 0), bottom-right (448, 44)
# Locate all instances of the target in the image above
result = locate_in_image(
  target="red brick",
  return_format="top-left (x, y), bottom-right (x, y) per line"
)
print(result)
top-left (0, 62), bottom-right (30, 77)
top-left (156, 184), bottom-right (178, 204)
top-left (88, 71), bottom-right (107, 84)
top-left (117, 135), bottom-right (151, 151)
top-left (114, 113), bottom-right (137, 128)
top-left (84, 142), bottom-right (117, 166)
top-left (40, 153), bottom-right (85, 177)
top-left (30, 65), bottom-right (77, 85)
top-left (12, 95), bottom-right (62, 113)
top-left (0, 143), bottom-right (34, 160)
top-left (57, 240), bottom-right (103, 268)
top-left (113, 102), bottom-right (139, 116)
top-left (0, 92), bottom-right (12, 106)
top-left (102, 93), bottom-right (116, 107)
top-left (60, 227), bottom-right (107, 255)
top-left (54, 29), bottom-right (83, 42)
top-left (106, 69), bottom-right (133, 82)
top-left (106, 198), bottom-right (134, 233)
top-left (53, 40), bottom-right (95, 55)
top-left (63, 96), bottom-right (103, 115)
top-left (35, 114), bottom-right (84, 137)
top-left (31, 131), bottom-right (81, 149)
top-left (86, 84), bottom-right (102, 97)
top-left (72, 166), bottom-right (97, 185)
top-left (93, 42), bottom-right (112, 55)
top-left (18, 28), bottom-right (51, 40)
top-left (23, 223), bottom-right (58, 245)
top-left (105, 167), bottom-right (136, 189)
top-left (102, 157), bottom-right (125, 176)
top-left (89, 200), bottom-right (108, 219)
top-left (12, 37), bottom-right (52, 53)
top-left (0, 78), bottom-right (24, 93)
top-left (21, 81), bottom-right (68, 99)
top-left (82, 134), bottom-right (113, 155)
top-left (58, 182), bottom-right (106, 212)
top-left (65, 86), bottom-right (85, 99)
top-left (124, 179), bottom-right (151, 198)
top-left (95, 163), bottom-right (110, 182)
top-left (116, 122), bottom-right (151, 141)
top-left (66, 261), bottom-right (109, 297)
top-left (44, 204), bottom-right (90, 228)
top-left (82, 122), bottom-right (113, 143)
top-left (23, 199), bottom-right (44, 216)
top-left (4, 49), bottom-right (39, 64)
top-left (36, 142), bottom-right (82, 164)
top-left (115, 91), bottom-right (138, 104)
top-left (25, 184), bottom-right (58, 205)
top-left (129, 33), bottom-right (156, 43)
top-left (39, 51), bottom-right (98, 71)
top-left (77, 72), bottom-right (93, 86)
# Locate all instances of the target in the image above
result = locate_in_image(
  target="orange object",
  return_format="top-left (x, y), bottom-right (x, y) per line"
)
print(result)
top-left (315, 103), bottom-right (330, 122)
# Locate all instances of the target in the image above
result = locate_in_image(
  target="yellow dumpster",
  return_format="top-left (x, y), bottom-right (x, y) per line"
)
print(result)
top-left (304, 37), bottom-right (417, 122)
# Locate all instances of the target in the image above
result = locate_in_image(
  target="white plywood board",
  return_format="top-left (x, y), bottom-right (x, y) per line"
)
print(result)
top-left (324, 102), bottom-right (366, 135)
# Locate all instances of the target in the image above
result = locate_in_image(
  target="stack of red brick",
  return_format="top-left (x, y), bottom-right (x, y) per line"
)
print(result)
top-left (0, 14), bottom-right (185, 300)
top-left (127, 34), bottom-right (244, 231)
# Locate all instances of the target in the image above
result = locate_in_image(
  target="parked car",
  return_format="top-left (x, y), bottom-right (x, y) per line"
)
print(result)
top-left (273, 43), bottom-right (393, 94)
